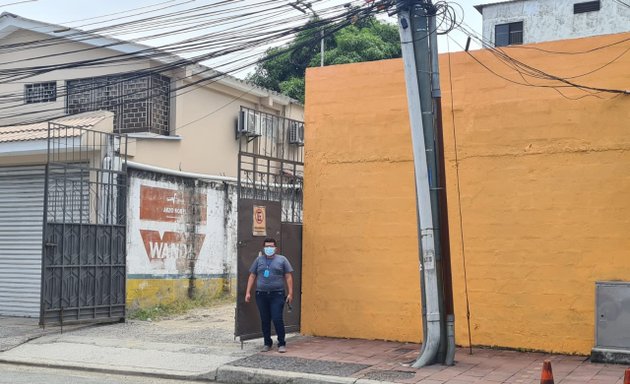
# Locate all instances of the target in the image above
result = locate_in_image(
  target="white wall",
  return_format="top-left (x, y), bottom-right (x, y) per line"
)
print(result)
top-left (481, 0), bottom-right (630, 45)
top-left (127, 169), bottom-right (237, 281)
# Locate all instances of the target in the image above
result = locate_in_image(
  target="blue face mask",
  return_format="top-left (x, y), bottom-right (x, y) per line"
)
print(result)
top-left (263, 246), bottom-right (275, 257)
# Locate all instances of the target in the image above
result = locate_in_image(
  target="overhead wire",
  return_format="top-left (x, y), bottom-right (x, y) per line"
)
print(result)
top-left (0, 0), bottom-right (354, 93)
top-left (447, 15), bottom-right (629, 98)
top-left (0, 0), bottom-right (382, 123)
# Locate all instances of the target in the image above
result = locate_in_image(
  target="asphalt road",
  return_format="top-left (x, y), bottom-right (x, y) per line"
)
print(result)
top-left (0, 363), bottom-right (200, 384)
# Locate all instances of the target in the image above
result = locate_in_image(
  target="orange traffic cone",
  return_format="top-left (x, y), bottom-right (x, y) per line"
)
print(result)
top-left (540, 360), bottom-right (554, 384)
top-left (624, 368), bottom-right (630, 384)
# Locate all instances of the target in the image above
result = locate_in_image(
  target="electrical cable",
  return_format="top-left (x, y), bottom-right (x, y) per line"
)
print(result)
top-left (445, 36), bottom-right (473, 356)
top-left (0, 1), bottom-right (381, 123)
top-left (449, 21), bottom-right (629, 97)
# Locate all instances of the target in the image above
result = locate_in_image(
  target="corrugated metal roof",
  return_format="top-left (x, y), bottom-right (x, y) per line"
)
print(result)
top-left (0, 111), bottom-right (113, 143)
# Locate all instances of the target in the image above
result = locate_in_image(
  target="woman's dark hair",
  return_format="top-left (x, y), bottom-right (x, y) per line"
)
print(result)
top-left (263, 238), bottom-right (277, 246)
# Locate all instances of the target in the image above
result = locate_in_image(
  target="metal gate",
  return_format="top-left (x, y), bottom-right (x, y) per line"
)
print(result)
top-left (235, 106), bottom-right (304, 341)
top-left (40, 122), bottom-right (128, 326)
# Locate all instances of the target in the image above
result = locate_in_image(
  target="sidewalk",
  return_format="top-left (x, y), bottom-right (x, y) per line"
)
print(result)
top-left (222, 336), bottom-right (629, 384)
top-left (0, 305), bottom-right (628, 383)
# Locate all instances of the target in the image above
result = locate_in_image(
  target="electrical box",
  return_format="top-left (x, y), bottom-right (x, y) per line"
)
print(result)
top-left (595, 281), bottom-right (630, 350)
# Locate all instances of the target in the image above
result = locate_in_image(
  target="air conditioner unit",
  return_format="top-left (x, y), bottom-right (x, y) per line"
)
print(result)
top-left (236, 109), bottom-right (261, 138)
top-left (288, 122), bottom-right (304, 146)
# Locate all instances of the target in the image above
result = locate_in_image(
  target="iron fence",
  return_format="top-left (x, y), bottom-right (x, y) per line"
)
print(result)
top-left (41, 122), bottom-right (128, 326)
top-left (237, 106), bottom-right (304, 224)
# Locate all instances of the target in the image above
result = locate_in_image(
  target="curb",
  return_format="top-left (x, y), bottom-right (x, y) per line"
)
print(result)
top-left (216, 365), bottom-right (391, 384)
top-left (0, 358), bottom-right (394, 384)
top-left (0, 357), bottom-right (216, 382)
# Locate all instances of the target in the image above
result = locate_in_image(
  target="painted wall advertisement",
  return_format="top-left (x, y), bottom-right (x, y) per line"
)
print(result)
top-left (127, 174), bottom-right (236, 278)
top-left (139, 185), bottom-right (207, 272)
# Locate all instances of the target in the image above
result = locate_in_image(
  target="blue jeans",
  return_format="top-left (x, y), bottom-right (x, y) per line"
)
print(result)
top-left (255, 290), bottom-right (286, 347)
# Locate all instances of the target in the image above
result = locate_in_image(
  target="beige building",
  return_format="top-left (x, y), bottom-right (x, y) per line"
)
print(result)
top-left (0, 12), bottom-right (304, 177)
top-left (0, 12), bottom-right (304, 320)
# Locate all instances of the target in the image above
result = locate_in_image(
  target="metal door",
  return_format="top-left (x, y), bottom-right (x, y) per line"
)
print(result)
top-left (280, 223), bottom-right (303, 333)
top-left (234, 107), bottom-right (304, 341)
top-left (40, 123), bottom-right (128, 326)
top-left (235, 199), bottom-right (282, 340)
top-left (0, 166), bottom-right (46, 317)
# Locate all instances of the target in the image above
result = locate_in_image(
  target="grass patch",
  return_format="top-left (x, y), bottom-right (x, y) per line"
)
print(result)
top-left (128, 293), bottom-right (234, 321)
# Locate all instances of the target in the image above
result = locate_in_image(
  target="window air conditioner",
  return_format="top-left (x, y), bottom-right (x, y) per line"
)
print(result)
top-left (236, 109), bottom-right (261, 138)
top-left (288, 122), bottom-right (304, 146)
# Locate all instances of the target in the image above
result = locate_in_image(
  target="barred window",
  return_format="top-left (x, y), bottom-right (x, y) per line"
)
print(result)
top-left (495, 21), bottom-right (524, 47)
top-left (25, 82), bottom-right (57, 104)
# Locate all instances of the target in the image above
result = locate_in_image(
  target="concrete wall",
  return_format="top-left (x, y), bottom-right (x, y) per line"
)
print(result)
top-left (302, 32), bottom-right (630, 354)
top-left (126, 169), bottom-right (238, 310)
top-left (480, 0), bottom-right (630, 45)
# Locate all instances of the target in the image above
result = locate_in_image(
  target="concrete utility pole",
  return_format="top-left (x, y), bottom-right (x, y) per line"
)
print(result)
top-left (396, 0), bottom-right (456, 368)
top-left (291, 0), bottom-right (325, 67)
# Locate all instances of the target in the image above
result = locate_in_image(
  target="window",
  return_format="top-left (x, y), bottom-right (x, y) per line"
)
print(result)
top-left (574, 1), bottom-right (600, 14)
top-left (66, 74), bottom-right (170, 135)
top-left (24, 82), bottom-right (57, 103)
top-left (495, 22), bottom-right (524, 47)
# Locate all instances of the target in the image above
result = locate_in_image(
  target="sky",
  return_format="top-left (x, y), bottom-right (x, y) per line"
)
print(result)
top-left (0, 0), bottom-right (505, 77)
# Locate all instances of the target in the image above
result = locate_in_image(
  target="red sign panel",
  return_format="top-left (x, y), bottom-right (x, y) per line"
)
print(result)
top-left (140, 185), bottom-right (207, 224)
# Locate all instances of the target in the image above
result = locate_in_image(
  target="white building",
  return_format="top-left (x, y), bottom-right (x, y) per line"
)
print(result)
top-left (475, 0), bottom-right (630, 47)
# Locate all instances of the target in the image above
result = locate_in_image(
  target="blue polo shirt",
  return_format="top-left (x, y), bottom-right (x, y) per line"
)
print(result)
top-left (249, 254), bottom-right (293, 292)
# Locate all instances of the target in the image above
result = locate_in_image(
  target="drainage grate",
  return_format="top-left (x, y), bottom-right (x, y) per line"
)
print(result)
top-left (229, 355), bottom-right (370, 377)
top-left (363, 370), bottom-right (416, 381)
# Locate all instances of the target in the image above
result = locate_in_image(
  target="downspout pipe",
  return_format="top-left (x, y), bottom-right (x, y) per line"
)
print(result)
top-left (397, 2), bottom-right (441, 369)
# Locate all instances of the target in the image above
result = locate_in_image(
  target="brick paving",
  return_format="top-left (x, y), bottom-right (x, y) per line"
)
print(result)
top-left (273, 336), bottom-right (629, 383)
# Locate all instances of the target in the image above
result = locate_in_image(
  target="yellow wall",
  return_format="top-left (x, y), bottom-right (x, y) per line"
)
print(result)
top-left (302, 59), bottom-right (423, 343)
top-left (302, 32), bottom-right (630, 354)
top-left (127, 277), bottom-right (229, 311)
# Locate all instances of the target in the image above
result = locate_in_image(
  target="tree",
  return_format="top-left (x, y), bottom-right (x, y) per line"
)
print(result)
top-left (248, 17), bottom-right (401, 103)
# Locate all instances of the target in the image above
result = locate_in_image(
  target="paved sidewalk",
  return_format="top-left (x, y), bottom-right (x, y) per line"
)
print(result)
top-left (223, 336), bottom-right (629, 384)
top-left (0, 316), bottom-right (86, 352)
top-left (0, 304), bottom-right (259, 381)
top-left (1, 306), bottom-right (628, 384)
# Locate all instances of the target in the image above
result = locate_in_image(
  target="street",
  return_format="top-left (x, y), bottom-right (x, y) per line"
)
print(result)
top-left (0, 363), bottom-right (201, 384)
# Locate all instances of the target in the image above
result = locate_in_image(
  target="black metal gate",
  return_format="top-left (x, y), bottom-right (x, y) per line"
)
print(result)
top-left (40, 122), bottom-right (128, 326)
top-left (235, 106), bottom-right (304, 341)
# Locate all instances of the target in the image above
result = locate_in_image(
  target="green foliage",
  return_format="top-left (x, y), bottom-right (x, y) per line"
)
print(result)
top-left (248, 17), bottom-right (401, 103)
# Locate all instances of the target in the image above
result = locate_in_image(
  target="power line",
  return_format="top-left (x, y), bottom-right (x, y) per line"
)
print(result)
top-left (447, 19), bottom-right (630, 97)
top-left (0, 1), bottom-right (382, 122)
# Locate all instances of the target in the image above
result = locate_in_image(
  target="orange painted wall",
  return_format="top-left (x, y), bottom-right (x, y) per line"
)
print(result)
top-left (302, 32), bottom-right (630, 353)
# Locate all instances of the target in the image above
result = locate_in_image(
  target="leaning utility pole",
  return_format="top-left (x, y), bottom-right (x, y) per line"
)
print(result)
top-left (396, 0), bottom-right (456, 367)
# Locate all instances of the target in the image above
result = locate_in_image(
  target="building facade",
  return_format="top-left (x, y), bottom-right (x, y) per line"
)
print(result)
top-left (302, 32), bottom-right (630, 355)
top-left (0, 12), bottom-right (305, 319)
top-left (475, 0), bottom-right (630, 47)
top-left (0, 12), bottom-right (304, 177)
